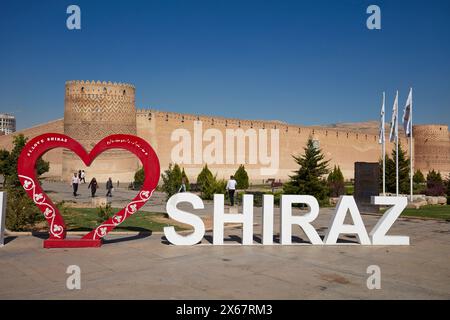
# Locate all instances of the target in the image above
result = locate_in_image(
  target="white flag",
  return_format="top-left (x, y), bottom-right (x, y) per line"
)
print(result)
top-left (389, 91), bottom-right (398, 142)
top-left (378, 92), bottom-right (385, 144)
top-left (402, 88), bottom-right (412, 137)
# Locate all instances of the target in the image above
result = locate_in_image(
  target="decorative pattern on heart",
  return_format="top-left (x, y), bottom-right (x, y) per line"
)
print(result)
top-left (17, 133), bottom-right (160, 245)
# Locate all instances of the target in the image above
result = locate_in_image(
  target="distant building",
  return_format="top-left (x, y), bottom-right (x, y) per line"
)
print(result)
top-left (0, 113), bottom-right (16, 135)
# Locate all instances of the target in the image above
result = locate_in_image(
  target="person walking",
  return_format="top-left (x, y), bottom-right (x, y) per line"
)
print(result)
top-left (81, 170), bottom-right (86, 183)
top-left (71, 172), bottom-right (80, 197)
top-left (226, 175), bottom-right (237, 206)
top-left (88, 177), bottom-right (98, 197)
top-left (106, 177), bottom-right (114, 197)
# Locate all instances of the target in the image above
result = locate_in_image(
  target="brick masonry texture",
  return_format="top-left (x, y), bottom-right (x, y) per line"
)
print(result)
top-left (0, 81), bottom-right (448, 183)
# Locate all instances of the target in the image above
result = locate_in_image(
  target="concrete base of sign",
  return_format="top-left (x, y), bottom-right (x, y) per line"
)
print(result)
top-left (43, 238), bottom-right (102, 248)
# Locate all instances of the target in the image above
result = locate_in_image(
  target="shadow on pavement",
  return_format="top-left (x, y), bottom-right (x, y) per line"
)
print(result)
top-left (2, 236), bottom-right (18, 245)
top-left (103, 230), bottom-right (152, 244)
top-left (30, 228), bottom-right (153, 244)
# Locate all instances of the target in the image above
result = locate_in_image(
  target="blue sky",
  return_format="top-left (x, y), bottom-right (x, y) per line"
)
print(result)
top-left (1, 0), bottom-right (449, 130)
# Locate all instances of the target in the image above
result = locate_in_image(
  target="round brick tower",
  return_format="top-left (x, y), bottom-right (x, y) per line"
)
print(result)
top-left (413, 124), bottom-right (450, 177)
top-left (62, 80), bottom-right (139, 182)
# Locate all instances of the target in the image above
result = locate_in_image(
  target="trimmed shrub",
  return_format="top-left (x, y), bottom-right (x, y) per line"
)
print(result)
top-left (133, 167), bottom-right (145, 189)
top-left (161, 163), bottom-right (183, 199)
top-left (199, 173), bottom-right (226, 200)
top-left (234, 165), bottom-right (249, 190)
top-left (413, 169), bottom-right (425, 184)
top-left (196, 164), bottom-right (213, 192)
top-left (425, 170), bottom-right (445, 196)
top-left (327, 165), bottom-right (345, 197)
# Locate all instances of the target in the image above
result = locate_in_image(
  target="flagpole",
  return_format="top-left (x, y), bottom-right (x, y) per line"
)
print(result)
top-left (409, 88), bottom-right (413, 202)
top-left (382, 92), bottom-right (386, 196)
top-left (395, 90), bottom-right (399, 197)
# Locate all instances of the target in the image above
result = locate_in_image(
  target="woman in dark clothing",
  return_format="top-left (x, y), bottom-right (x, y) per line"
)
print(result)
top-left (106, 177), bottom-right (113, 197)
top-left (88, 177), bottom-right (98, 197)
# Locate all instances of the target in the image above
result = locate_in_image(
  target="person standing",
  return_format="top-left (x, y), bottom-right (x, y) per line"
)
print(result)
top-left (226, 175), bottom-right (237, 206)
top-left (88, 177), bottom-right (98, 197)
top-left (178, 177), bottom-right (187, 193)
top-left (81, 170), bottom-right (86, 183)
top-left (106, 177), bottom-right (114, 197)
top-left (71, 172), bottom-right (80, 197)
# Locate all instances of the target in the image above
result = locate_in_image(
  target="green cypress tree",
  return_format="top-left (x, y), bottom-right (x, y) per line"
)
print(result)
top-left (327, 165), bottom-right (345, 197)
top-left (383, 143), bottom-right (410, 194)
top-left (283, 138), bottom-right (330, 204)
top-left (196, 164), bottom-right (213, 191)
top-left (196, 164), bottom-right (225, 200)
top-left (425, 170), bottom-right (445, 196)
top-left (234, 165), bottom-right (249, 190)
top-left (413, 169), bottom-right (425, 184)
top-left (133, 167), bottom-right (145, 188)
top-left (446, 174), bottom-right (450, 204)
top-left (161, 163), bottom-right (183, 199)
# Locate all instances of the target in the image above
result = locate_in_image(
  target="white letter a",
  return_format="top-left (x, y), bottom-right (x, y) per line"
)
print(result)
top-left (366, 5), bottom-right (381, 30)
top-left (66, 5), bottom-right (81, 30)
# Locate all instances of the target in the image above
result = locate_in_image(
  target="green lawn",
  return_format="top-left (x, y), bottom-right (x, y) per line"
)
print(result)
top-left (400, 205), bottom-right (450, 220)
top-left (59, 207), bottom-right (188, 232)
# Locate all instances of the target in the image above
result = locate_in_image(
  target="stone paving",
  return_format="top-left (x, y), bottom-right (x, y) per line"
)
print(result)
top-left (1, 188), bottom-right (449, 299)
top-left (40, 180), bottom-right (170, 212)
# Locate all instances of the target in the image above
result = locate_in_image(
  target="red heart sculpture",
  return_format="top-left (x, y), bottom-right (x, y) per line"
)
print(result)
top-left (17, 133), bottom-right (160, 248)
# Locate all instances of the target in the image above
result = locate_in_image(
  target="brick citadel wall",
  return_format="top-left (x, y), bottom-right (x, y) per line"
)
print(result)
top-left (1, 110), bottom-right (448, 183)
top-left (1, 80), bottom-right (448, 183)
top-left (136, 109), bottom-right (411, 182)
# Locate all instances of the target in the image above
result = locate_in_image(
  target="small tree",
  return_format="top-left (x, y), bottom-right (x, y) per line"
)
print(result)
top-left (196, 165), bottom-right (226, 200)
top-left (446, 174), bottom-right (450, 204)
top-left (161, 163), bottom-right (183, 199)
top-left (196, 164), bottom-right (213, 191)
top-left (234, 165), bottom-right (249, 190)
top-left (327, 165), bottom-right (345, 197)
top-left (425, 170), bottom-right (445, 196)
top-left (200, 174), bottom-right (226, 200)
top-left (412, 169), bottom-right (426, 194)
top-left (1, 134), bottom-right (50, 230)
top-left (133, 167), bottom-right (145, 189)
top-left (283, 138), bottom-right (330, 204)
top-left (413, 169), bottom-right (425, 184)
top-left (384, 143), bottom-right (410, 194)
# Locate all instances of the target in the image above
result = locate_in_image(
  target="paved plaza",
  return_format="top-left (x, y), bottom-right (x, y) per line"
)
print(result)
top-left (1, 184), bottom-right (449, 299)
